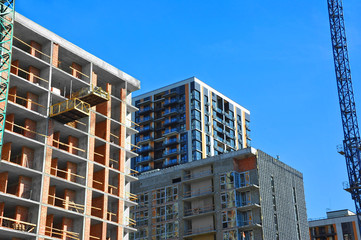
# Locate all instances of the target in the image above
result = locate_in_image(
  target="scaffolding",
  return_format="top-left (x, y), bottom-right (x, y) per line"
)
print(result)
top-left (0, 0), bottom-right (14, 157)
top-left (71, 84), bottom-right (109, 106)
top-left (49, 98), bottom-right (90, 124)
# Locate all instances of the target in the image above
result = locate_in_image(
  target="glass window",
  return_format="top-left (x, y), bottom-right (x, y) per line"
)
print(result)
top-left (192, 140), bottom-right (202, 151)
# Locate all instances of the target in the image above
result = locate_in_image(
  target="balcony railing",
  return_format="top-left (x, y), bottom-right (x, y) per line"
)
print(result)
top-left (163, 149), bottom-right (179, 156)
top-left (163, 138), bottom-right (179, 146)
top-left (164, 128), bottom-right (178, 135)
top-left (164, 108), bottom-right (178, 115)
top-left (139, 107), bottom-right (154, 114)
top-left (135, 155), bottom-right (153, 163)
top-left (183, 186), bottom-right (214, 199)
top-left (163, 158), bottom-right (178, 167)
top-left (138, 116), bottom-right (153, 124)
top-left (0, 216), bottom-right (36, 233)
top-left (184, 225), bottom-right (215, 236)
top-left (184, 204), bottom-right (215, 216)
top-left (184, 169), bottom-right (213, 180)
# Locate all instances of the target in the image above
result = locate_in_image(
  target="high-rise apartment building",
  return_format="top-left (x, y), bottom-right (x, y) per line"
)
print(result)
top-left (0, 13), bottom-right (140, 239)
top-left (130, 148), bottom-right (310, 240)
top-left (309, 209), bottom-right (361, 240)
top-left (132, 77), bottom-right (251, 173)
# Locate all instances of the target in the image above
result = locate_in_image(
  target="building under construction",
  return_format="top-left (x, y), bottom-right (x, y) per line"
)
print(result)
top-left (0, 13), bottom-right (140, 239)
top-left (130, 148), bottom-right (309, 240)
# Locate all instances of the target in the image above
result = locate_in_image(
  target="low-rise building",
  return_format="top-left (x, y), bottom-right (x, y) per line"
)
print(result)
top-left (309, 209), bottom-right (361, 240)
top-left (131, 147), bottom-right (309, 240)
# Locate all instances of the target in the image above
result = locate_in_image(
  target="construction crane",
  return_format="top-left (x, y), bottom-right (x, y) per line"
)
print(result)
top-left (327, 0), bottom-right (361, 231)
top-left (0, 0), bottom-right (14, 157)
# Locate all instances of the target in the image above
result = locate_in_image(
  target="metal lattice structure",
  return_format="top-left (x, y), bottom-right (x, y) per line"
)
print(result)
top-left (327, 0), bottom-right (361, 230)
top-left (0, 0), bottom-right (14, 157)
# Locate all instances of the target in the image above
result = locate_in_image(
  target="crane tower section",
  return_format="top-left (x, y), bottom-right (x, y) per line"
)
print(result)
top-left (327, 0), bottom-right (361, 226)
top-left (0, 0), bottom-right (14, 156)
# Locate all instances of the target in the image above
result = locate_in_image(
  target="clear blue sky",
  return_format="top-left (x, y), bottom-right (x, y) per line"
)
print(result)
top-left (17, 1), bottom-right (361, 219)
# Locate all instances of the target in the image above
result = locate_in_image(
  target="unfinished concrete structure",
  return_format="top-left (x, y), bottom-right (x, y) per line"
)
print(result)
top-left (0, 13), bottom-right (140, 239)
top-left (309, 209), bottom-right (361, 240)
top-left (131, 148), bottom-right (309, 240)
top-left (132, 77), bottom-right (251, 173)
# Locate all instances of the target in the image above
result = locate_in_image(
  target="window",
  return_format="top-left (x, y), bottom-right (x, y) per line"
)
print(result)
top-left (137, 193), bottom-right (149, 209)
top-left (192, 90), bottom-right (200, 100)
top-left (192, 120), bottom-right (201, 131)
top-left (192, 140), bottom-right (202, 151)
top-left (192, 151), bottom-right (202, 160)
top-left (222, 210), bottom-right (237, 229)
top-left (191, 110), bottom-right (201, 120)
top-left (192, 100), bottom-right (201, 110)
top-left (192, 130), bottom-right (202, 141)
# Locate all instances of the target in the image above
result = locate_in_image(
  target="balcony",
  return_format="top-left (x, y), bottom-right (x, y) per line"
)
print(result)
top-left (236, 202), bottom-right (261, 211)
top-left (135, 155), bottom-right (153, 164)
top-left (163, 148), bottom-right (179, 157)
top-left (163, 98), bottom-right (178, 107)
top-left (138, 106), bottom-right (154, 115)
top-left (137, 116), bottom-right (153, 124)
top-left (137, 126), bottom-right (154, 134)
top-left (164, 128), bottom-right (178, 136)
top-left (163, 138), bottom-right (179, 146)
top-left (224, 111), bottom-right (234, 120)
top-left (184, 169), bottom-right (213, 181)
top-left (137, 136), bottom-right (153, 144)
top-left (164, 108), bottom-right (178, 116)
top-left (184, 205), bottom-right (215, 217)
top-left (184, 226), bottom-right (215, 237)
top-left (163, 158), bottom-right (178, 167)
top-left (183, 186), bottom-right (214, 199)
top-left (213, 113), bottom-right (224, 123)
top-left (137, 97), bottom-right (152, 106)
top-left (137, 146), bottom-right (153, 154)
top-left (135, 165), bottom-right (152, 173)
top-left (163, 117), bottom-right (179, 126)
top-left (164, 89), bottom-right (178, 97)
top-left (212, 105), bottom-right (223, 114)
top-left (214, 125), bottom-right (224, 134)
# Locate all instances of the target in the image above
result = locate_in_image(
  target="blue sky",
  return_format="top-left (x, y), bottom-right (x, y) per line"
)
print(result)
top-left (17, 1), bottom-right (361, 219)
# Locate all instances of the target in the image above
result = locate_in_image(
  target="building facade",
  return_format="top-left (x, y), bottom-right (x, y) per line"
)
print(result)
top-left (0, 13), bottom-right (140, 239)
top-left (130, 148), bottom-right (309, 240)
top-left (132, 77), bottom-right (251, 173)
top-left (309, 209), bottom-right (361, 240)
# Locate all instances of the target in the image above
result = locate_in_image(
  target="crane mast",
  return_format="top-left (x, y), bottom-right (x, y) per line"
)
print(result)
top-left (0, 0), bottom-right (14, 157)
top-left (327, 0), bottom-right (361, 229)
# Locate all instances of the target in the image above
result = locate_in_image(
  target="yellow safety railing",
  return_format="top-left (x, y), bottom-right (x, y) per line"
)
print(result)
top-left (71, 84), bottom-right (109, 101)
top-left (11, 64), bottom-right (49, 83)
top-left (125, 192), bottom-right (138, 201)
top-left (52, 139), bottom-right (86, 153)
top-left (69, 66), bottom-right (89, 79)
top-left (125, 217), bottom-right (136, 227)
top-left (50, 167), bottom-right (85, 181)
top-left (126, 168), bottom-right (139, 176)
top-left (0, 216), bottom-right (36, 233)
top-left (50, 98), bottom-right (90, 118)
top-left (48, 195), bottom-right (85, 213)
top-left (13, 36), bottom-right (52, 60)
top-left (45, 226), bottom-right (79, 240)
top-left (8, 93), bottom-right (46, 109)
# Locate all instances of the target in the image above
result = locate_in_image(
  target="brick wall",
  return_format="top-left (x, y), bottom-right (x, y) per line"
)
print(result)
top-left (27, 66), bottom-right (40, 83)
top-left (30, 40), bottom-right (42, 58)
